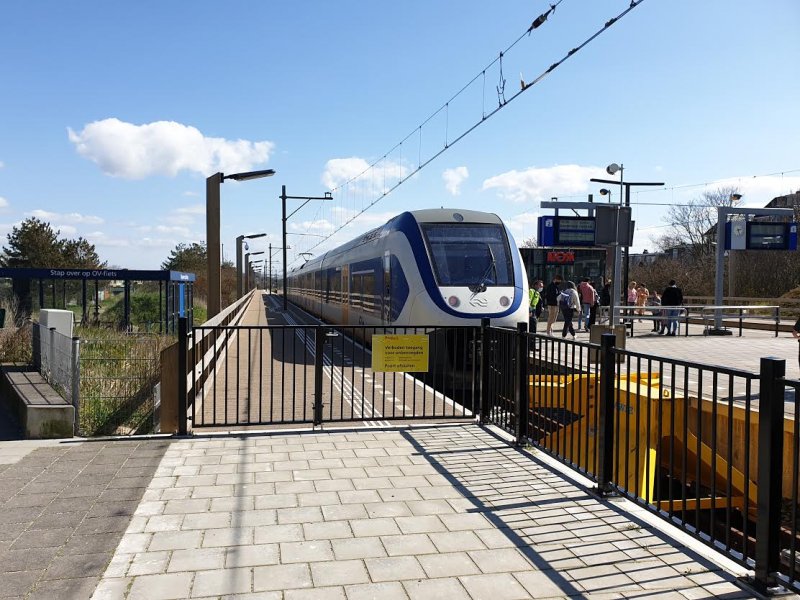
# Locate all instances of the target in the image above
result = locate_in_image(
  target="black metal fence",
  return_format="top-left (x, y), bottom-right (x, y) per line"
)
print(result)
top-left (176, 313), bottom-right (800, 593)
top-left (480, 321), bottom-right (800, 594)
top-left (184, 323), bottom-right (477, 429)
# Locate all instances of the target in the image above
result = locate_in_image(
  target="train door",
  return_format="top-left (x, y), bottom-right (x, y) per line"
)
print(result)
top-left (382, 252), bottom-right (391, 324)
top-left (341, 264), bottom-right (350, 324)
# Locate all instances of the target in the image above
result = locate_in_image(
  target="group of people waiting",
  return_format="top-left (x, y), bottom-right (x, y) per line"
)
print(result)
top-left (528, 275), bottom-right (685, 338)
top-left (625, 280), bottom-right (684, 335)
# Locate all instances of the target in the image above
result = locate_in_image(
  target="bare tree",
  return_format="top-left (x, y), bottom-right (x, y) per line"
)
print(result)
top-left (657, 186), bottom-right (741, 257)
top-left (521, 236), bottom-right (537, 248)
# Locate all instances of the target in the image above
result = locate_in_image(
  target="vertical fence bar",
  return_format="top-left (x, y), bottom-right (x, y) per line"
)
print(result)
top-left (514, 322), bottom-right (528, 445)
top-left (313, 327), bottom-right (325, 425)
top-left (178, 317), bottom-right (188, 436)
top-left (70, 336), bottom-right (81, 436)
top-left (753, 357), bottom-right (786, 592)
top-left (480, 318), bottom-right (490, 424)
top-left (595, 333), bottom-right (616, 495)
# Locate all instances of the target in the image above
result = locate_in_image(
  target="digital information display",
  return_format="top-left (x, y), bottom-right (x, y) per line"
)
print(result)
top-left (747, 222), bottom-right (789, 250)
top-left (555, 217), bottom-right (596, 246)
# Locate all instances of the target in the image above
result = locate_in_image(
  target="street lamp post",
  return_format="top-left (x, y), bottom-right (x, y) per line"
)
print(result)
top-left (279, 185), bottom-right (333, 311)
top-left (249, 260), bottom-right (264, 291)
top-left (591, 166), bottom-right (663, 324)
top-left (244, 251), bottom-right (264, 292)
top-left (236, 233), bottom-right (267, 299)
top-left (206, 169), bottom-right (275, 318)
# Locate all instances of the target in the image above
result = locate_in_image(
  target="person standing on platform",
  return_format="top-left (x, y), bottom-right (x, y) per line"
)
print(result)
top-left (544, 274), bottom-right (562, 336)
top-left (588, 283), bottom-right (600, 329)
top-left (648, 290), bottom-right (662, 332)
top-left (559, 281), bottom-right (580, 339)
top-left (793, 316), bottom-right (800, 370)
top-left (528, 280), bottom-right (544, 333)
top-left (577, 278), bottom-right (596, 332)
top-left (635, 284), bottom-right (649, 322)
top-left (599, 279), bottom-right (612, 324)
top-left (661, 279), bottom-right (684, 336)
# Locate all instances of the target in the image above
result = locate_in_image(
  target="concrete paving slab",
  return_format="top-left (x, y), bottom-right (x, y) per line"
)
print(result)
top-left (0, 439), bottom-right (169, 599)
top-left (90, 423), bottom-right (778, 599)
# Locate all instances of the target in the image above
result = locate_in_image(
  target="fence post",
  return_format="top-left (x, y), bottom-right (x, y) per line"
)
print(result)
top-left (313, 328), bottom-right (325, 426)
top-left (70, 337), bottom-right (81, 436)
top-left (177, 317), bottom-right (188, 436)
top-left (48, 327), bottom-right (56, 379)
top-left (595, 333), bottom-right (617, 496)
top-left (514, 322), bottom-right (529, 446)
top-left (480, 318), bottom-right (490, 424)
top-left (753, 357), bottom-right (786, 592)
top-left (32, 321), bottom-right (41, 371)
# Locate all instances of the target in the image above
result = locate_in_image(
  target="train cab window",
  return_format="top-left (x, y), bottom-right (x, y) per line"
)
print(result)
top-left (421, 223), bottom-right (513, 287)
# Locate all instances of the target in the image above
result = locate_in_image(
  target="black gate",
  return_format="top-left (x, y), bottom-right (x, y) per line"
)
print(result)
top-left (181, 322), bottom-right (480, 429)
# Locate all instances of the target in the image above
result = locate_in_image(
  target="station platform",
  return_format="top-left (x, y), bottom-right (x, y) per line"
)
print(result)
top-left (191, 292), bottom-right (472, 431)
top-left (0, 423), bottom-right (766, 599)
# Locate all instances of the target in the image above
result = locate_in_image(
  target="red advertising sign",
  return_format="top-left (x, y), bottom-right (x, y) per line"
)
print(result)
top-left (546, 250), bottom-right (575, 264)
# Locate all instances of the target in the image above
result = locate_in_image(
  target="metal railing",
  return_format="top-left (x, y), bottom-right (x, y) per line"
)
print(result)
top-left (182, 322), bottom-right (478, 429)
top-left (481, 324), bottom-right (800, 594)
top-left (174, 308), bottom-right (800, 593)
top-left (697, 304), bottom-right (781, 337)
top-left (604, 305), bottom-right (690, 336)
top-left (78, 333), bottom-right (163, 436)
top-left (32, 323), bottom-right (79, 431)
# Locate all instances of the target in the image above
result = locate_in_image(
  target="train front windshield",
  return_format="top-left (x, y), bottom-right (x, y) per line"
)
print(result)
top-left (421, 223), bottom-right (513, 287)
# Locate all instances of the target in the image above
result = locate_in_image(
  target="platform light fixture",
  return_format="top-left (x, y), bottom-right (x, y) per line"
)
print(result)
top-left (236, 233), bottom-right (268, 299)
top-left (207, 169), bottom-right (275, 317)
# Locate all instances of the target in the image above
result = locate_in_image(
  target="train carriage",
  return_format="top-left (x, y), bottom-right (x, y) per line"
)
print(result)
top-left (287, 208), bottom-right (528, 330)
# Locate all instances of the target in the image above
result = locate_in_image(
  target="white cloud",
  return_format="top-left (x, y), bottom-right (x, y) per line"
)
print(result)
top-left (503, 211), bottom-right (540, 245)
top-left (0, 197), bottom-right (8, 209)
top-left (442, 166), bottom-right (469, 196)
top-left (482, 164), bottom-right (605, 203)
top-left (321, 157), bottom-right (408, 191)
top-left (137, 224), bottom-right (192, 237)
top-left (28, 209), bottom-right (104, 224)
top-left (56, 224), bottom-right (78, 236)
top-left (0, 161), bottom-right (4, 169)
top-left (68, 118), bottom-right (275, 179)
top-left (164, 204), bottom-right (205, 226)
top-left (183, 191), bottom-right (199, 197)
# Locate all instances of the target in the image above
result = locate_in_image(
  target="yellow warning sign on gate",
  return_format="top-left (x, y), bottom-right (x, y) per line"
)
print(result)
top-left (372, 334), bottom-right (429, 372)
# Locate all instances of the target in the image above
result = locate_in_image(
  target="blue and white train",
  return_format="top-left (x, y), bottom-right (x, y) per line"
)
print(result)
top-left (287, 208), bottom-right (529, 329)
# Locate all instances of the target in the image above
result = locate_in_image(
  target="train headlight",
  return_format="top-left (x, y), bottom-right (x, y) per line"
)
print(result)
top-left (448, 295), bottom-right (460, 307)
top-left (499, 296), bottom-right (510, 307)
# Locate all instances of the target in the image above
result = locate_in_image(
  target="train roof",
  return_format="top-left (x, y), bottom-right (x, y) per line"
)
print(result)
top-left (289, 208), bottom-right (504, 274)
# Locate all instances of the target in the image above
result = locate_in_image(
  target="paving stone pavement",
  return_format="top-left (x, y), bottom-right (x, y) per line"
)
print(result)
top-left (0, 438), bottom-right (170, 599)
top-left (89, 423), bottom-right (771, 600)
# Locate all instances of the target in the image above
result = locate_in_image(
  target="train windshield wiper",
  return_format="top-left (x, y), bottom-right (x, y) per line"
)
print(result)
top-left (469, 245), bottom-right (496, 294)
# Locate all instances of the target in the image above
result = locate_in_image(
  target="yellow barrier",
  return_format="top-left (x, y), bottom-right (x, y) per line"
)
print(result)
top-left (528, 373), bottom-right (757, 511)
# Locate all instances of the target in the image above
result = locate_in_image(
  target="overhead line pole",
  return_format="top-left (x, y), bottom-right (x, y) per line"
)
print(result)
top-left (279, 185), bottom-right (332, 311)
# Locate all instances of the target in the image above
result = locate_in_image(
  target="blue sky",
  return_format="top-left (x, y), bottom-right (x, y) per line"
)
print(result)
top-left (1, 0), bottom-right (798, 271)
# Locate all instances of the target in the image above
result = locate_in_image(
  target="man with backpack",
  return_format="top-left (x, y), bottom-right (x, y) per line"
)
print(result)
top-left (544, 274), bottom-right (562, 336)
top-left (558, 281), bottom-right (581, 339)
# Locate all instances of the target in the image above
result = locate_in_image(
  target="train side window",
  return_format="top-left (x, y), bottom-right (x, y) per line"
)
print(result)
top-left (362, 271), bottom-right (375, 313)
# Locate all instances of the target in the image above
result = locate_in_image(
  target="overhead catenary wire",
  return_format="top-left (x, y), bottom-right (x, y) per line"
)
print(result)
top-left (560, 167), bottom-right (800, 206)
top-left (291, 0), bottom-right (647, 266)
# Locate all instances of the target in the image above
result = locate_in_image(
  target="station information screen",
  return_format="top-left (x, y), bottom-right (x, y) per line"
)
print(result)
top-left (747, 222), bottom-right (789, 250)
top-left (555, 217), bottom-right (596, 246)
